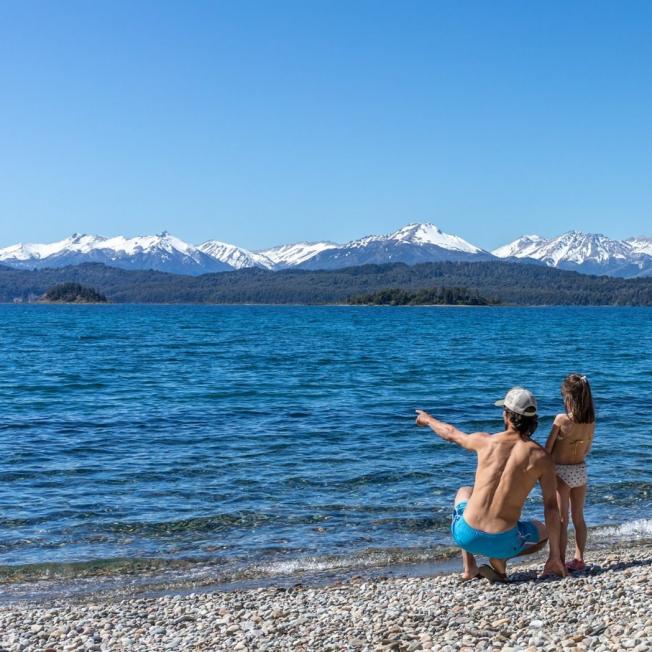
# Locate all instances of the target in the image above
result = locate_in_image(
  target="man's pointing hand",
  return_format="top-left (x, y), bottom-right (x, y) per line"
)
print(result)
top-left (415, 409), bottom-right (433, 427)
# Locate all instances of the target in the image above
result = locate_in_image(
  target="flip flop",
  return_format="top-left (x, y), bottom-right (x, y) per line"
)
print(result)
top-left (478, 564), bottom-right (509, 584)
top-left (566, 559), bottom-right (586, 572)
top-left (459, 571), bottom-right (482, 583)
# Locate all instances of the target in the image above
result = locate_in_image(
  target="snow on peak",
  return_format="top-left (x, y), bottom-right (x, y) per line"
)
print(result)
top-left (626, 236), bottom-right (652, 256)
top-left (348, 222), bottom-right (483, 254)
top-left (492, 235), bottom-right (548, 258)
top-left (90, 233), bottom-right (199, 257)
top-left (534, 231), bottom-right (632, 265)
top-left (258, 241), bottom-right (339, 267)
top-left (393, 222), bottom-right (483, 253)
top-left (0, 234), bottom-right (107, 261)
top-left (0, 232), bottom-right (208, 268)
top-left (198, 240), bottom-right (273, 269)
top-left (6, 226), bottom-right (650, 277)
top-left (493, 231), bottom-right (643, 266)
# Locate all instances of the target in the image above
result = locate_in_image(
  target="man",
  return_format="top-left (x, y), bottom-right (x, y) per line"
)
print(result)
top-left (416, 387), bottom-right (566, 581)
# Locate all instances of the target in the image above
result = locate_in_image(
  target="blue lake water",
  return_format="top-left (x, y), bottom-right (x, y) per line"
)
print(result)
top-left (0, 305), bottom-right (651, 590)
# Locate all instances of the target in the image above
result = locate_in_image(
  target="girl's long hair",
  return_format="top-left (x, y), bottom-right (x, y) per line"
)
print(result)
top-left (561, 373), bottom-right (595, 424)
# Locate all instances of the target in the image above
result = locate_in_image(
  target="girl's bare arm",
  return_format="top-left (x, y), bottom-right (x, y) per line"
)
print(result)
top-left (544, 415), bottom-right (563, 454)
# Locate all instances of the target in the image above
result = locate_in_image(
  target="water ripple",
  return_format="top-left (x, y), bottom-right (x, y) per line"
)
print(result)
top-left (0, 305), bottom-right (650, 572)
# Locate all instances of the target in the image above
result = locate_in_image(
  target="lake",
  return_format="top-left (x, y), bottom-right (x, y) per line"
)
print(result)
top-left (1, 305), bottom-right (650, 595)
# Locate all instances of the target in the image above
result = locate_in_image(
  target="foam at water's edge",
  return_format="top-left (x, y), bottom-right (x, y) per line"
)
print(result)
top-left (243, 546), bottom-right (459, 579)
top-left (1, 518), bottom-right (652, 605)
top-left (2, 518), bottom-right (652, 587)
top-left (593, 518), bottom-right (652, 539)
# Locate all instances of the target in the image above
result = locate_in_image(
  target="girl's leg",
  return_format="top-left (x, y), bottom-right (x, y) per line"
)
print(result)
top-left (556, 479), bottom-right (571, 565)
top-left (570, 484), bottom-right (588, 563)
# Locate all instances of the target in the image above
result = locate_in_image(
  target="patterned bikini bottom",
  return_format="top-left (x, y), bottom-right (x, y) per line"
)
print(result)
top-left (555, 462), bottom-right (587, 488)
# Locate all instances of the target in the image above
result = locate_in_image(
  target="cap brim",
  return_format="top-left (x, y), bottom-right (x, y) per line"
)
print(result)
top-left (494, 400), bottom-right (537, 416)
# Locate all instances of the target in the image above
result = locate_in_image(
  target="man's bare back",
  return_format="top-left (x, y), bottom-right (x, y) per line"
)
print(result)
top-left (465, 429), bottom-right (550, 532)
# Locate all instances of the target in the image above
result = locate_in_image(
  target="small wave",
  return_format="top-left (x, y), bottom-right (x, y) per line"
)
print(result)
top-left (593, 518), bottom-right (652, 540)
top-left (243, 546), bottom-right (458, 580)
top-left (0, 545), bottom-right (460, 596)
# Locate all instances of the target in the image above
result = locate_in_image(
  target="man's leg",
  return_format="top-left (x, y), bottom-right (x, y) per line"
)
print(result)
top-left (515, 520), bottom-right (549, 557)
top-left (487, 556), bottom-right (507, 576)
top-left (485, 521), bottom-right (548, 580)
top-left (454, 486), bottom-right (478, 580)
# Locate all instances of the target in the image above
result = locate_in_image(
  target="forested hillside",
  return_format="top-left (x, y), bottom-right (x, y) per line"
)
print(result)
top-left (1, 261), bottom-right (652, 305)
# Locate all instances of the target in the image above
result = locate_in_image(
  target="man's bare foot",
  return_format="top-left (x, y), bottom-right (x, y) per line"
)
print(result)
top-left (461, 569), bottom-right (480, 582)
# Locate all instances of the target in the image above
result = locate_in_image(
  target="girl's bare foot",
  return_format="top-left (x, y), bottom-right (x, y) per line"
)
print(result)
top-left (566, 558), bottom-right (586, 571)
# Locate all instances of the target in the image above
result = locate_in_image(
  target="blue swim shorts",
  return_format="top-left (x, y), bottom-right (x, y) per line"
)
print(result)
top-left (451, 501), bottom-right (541, 560)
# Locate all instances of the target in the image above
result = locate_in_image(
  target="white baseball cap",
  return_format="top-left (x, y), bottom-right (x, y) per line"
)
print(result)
top-left (495, 387), bottom-right (537, 416)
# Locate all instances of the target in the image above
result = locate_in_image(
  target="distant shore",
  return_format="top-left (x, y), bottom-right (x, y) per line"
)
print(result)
top-left (1, 541), bottom-right (650, 651)
top-left (2, 260), bottom-right (652, 305)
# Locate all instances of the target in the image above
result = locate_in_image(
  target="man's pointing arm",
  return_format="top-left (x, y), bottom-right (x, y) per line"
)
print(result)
top-left (415, 410), bottom-right (488, 451)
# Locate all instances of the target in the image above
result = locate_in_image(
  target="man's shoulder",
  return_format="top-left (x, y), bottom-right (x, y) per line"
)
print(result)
top-left (516, 437), bottom-right (550, 462)
top-left (526, 440), bottom-right (554, 470)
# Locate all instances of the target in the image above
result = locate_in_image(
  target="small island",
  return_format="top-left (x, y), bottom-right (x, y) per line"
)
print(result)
top-left (347, 286), bottom-right (496, 306)
top-left (41, 282), bottom-right (108, 304)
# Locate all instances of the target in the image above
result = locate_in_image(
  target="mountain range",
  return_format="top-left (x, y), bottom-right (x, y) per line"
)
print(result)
top-left (493, 231), bottom-right (652, 277)
top-left (1, 223), bottom-right (651, 278)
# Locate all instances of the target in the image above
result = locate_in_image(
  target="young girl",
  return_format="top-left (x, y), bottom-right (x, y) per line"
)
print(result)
top-left (545, 374), bottom-right (596, 571)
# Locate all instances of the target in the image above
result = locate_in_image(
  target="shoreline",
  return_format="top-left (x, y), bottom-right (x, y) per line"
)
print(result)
top-left (0, 547), bottom-right (464, 607)
top-left (1, 530), bottom-right (650, 605)
top-left (1, 530), bottom-right (646, 606)
top-left (1, 542), bottom-right (651, 650)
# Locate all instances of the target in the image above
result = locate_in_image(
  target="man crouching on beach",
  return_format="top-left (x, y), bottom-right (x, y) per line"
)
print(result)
top-left (416, 387), bottom-right (567, 582)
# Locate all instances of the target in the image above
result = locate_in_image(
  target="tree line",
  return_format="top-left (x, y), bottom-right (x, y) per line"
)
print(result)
top-left (1, 260), bottom-right (652, 305)
top-left (347, 287), bottom-right (495, 306)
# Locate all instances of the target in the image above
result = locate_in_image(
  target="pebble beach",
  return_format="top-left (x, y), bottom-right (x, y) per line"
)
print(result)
top-left (0, 542), bottom-right (650, 652)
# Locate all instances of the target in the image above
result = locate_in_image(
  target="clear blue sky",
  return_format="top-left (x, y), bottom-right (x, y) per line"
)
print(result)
top-left (1, 1), bottom-right (650, 251)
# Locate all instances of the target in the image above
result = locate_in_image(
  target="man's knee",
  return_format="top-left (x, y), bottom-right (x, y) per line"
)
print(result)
top-left (454, 486), bottom-right (473, 506)
top-left (516, 521), bottom-right (549, 557)
top-left (520, 539), bottom-right (547, 556)
top-left (533, 519), bottom-right (548, 542)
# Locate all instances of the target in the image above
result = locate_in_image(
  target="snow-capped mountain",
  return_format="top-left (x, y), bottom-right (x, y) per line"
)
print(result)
top-left (0, 234), bottom-right (106, 263)
top-left (0, 223), bottom-right (492, 275)
top-left (0, 232), bottom-right (232, 275)
top-left (493, 231), bottom-right (652, 277)
top-left (299, 223), bottom-right (493, 270)
top-left (627, 236), bottom-right (652, 257)
top-left (257, 241), bottom-right (338, 269)
top-left (352, 223), bottom-right (484, 253)
top-left (491, 235), bottom-right (548, 260)
top-left (198, 240), bottom-right (274, 270)
top-left (3, 224), bottom-right (650, 278)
